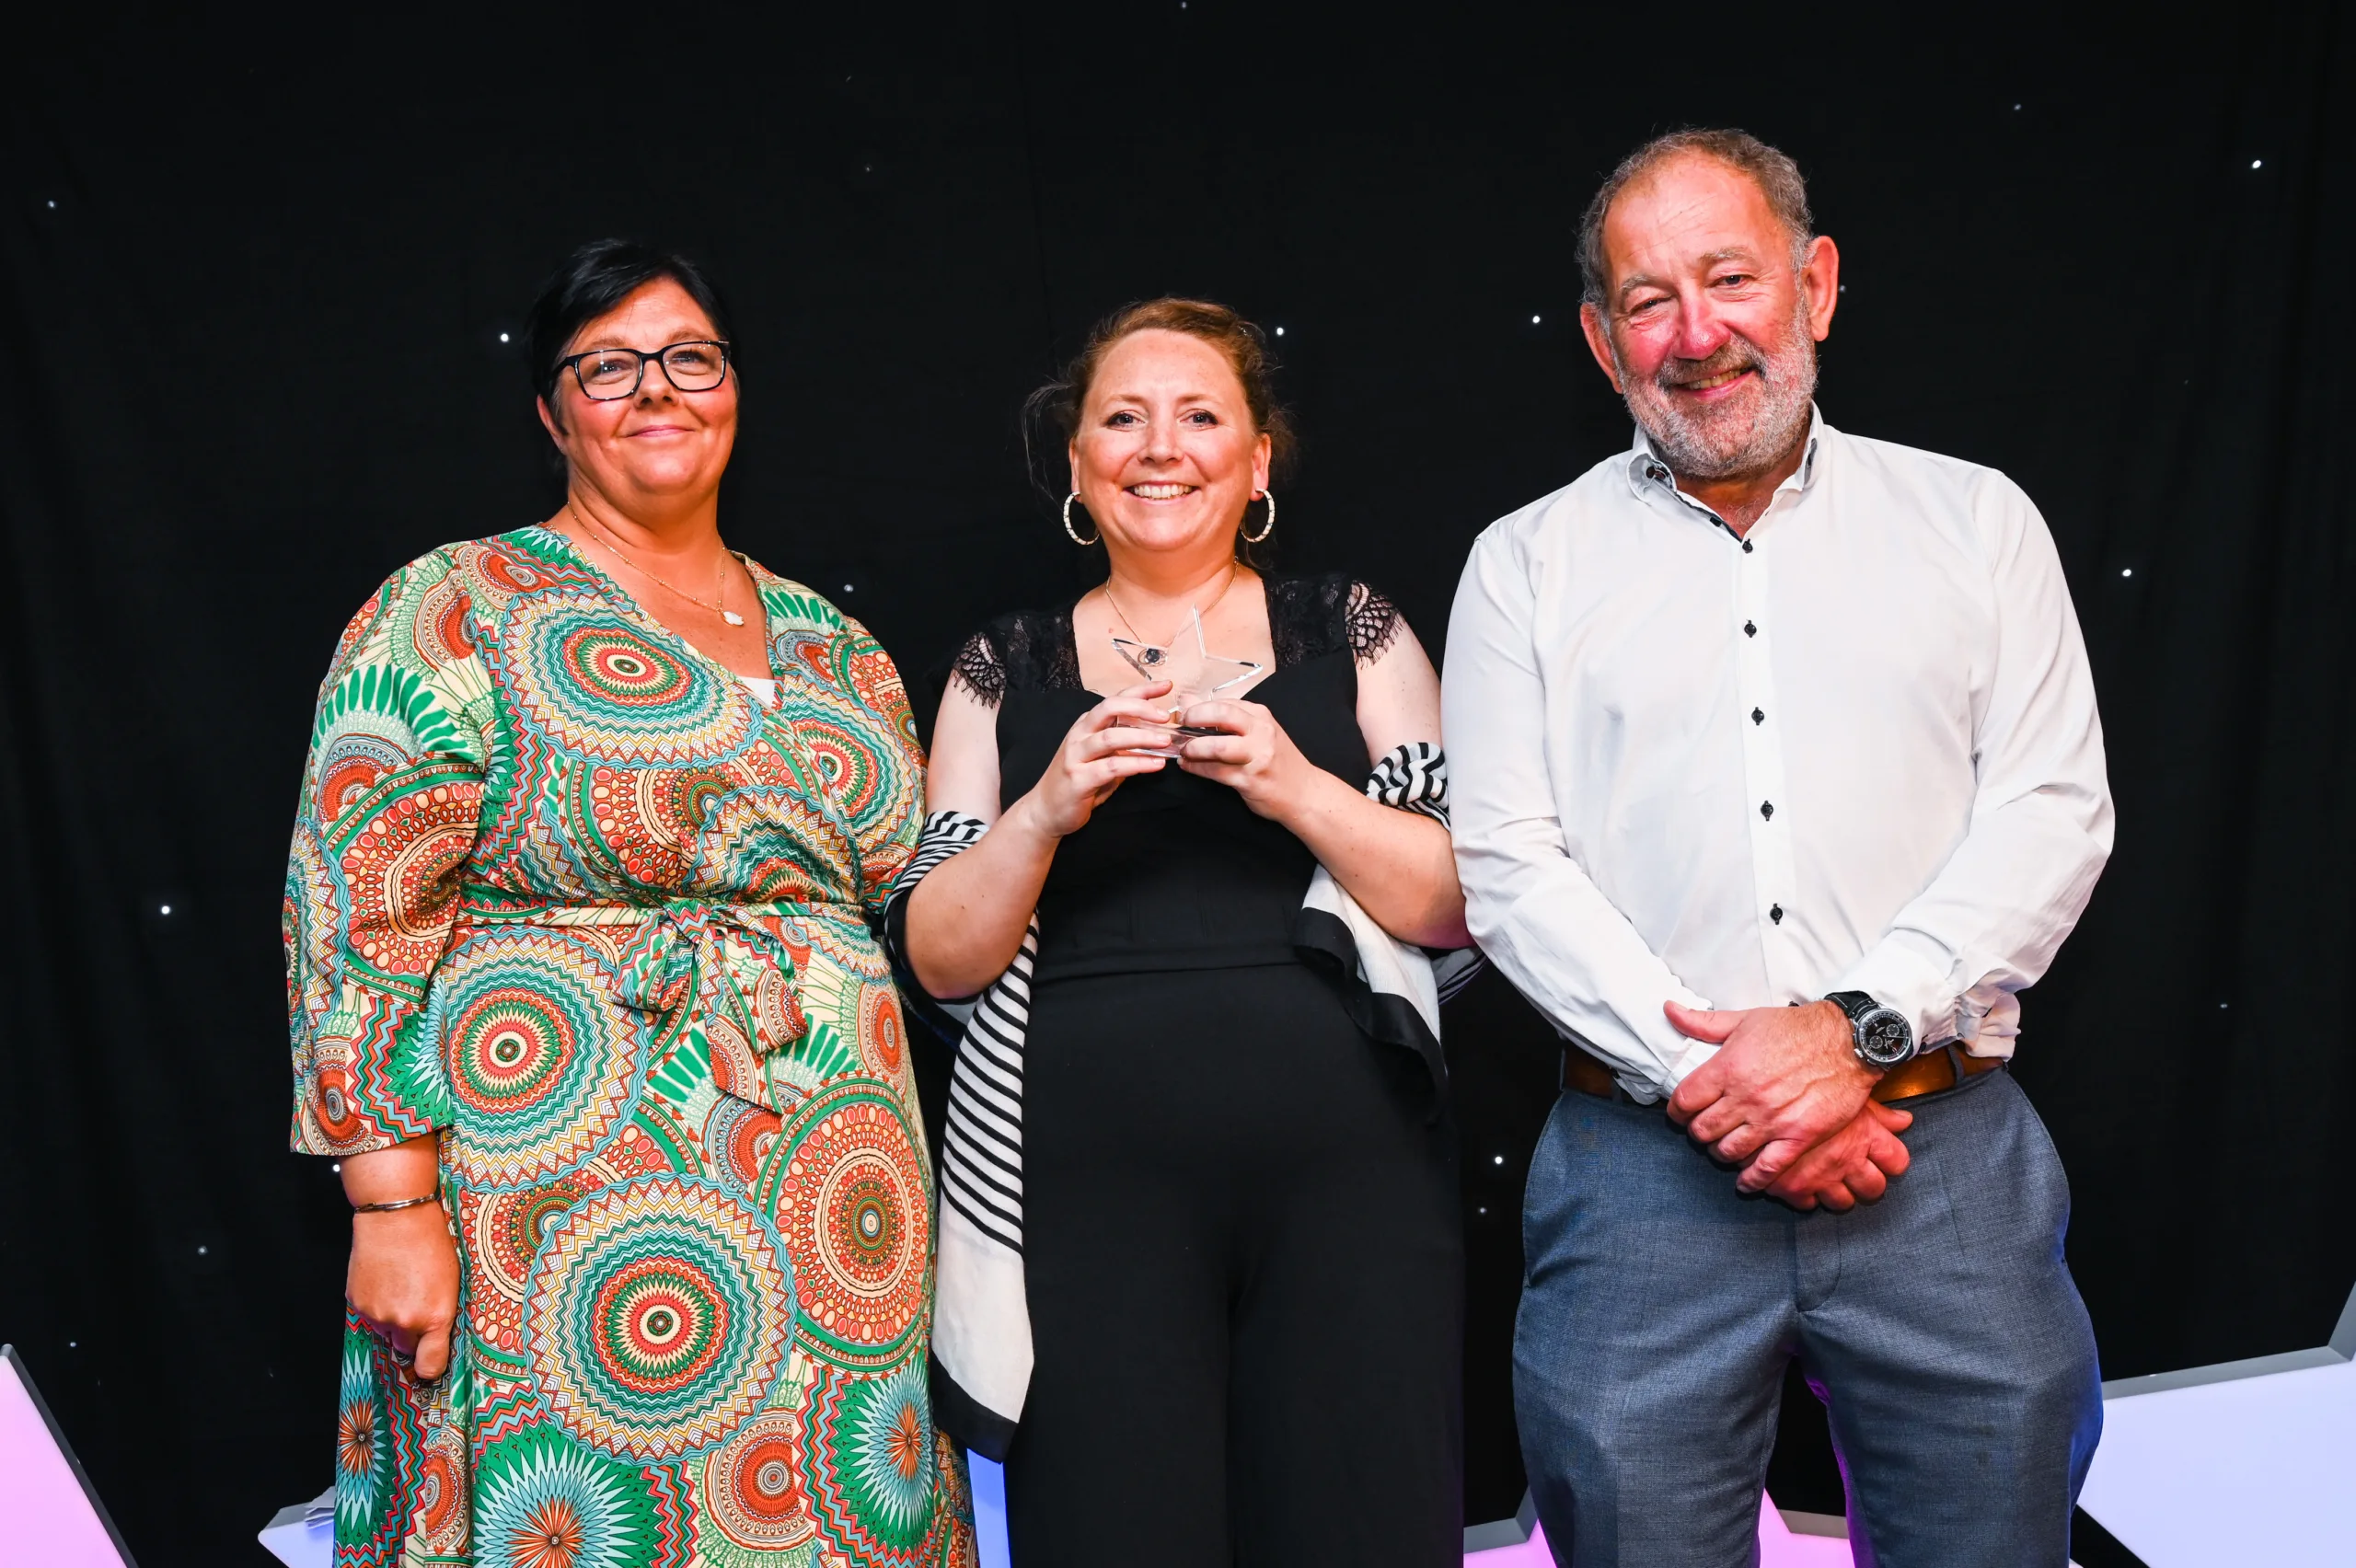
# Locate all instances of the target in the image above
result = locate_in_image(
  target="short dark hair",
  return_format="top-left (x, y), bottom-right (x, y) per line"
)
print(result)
top-left (524, 239), bottom-right (737, 406)
top-left (1577, 129), bottom-right (1814, 311)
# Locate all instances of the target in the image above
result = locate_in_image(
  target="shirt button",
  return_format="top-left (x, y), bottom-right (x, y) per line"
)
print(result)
top-left (1740, 539), bottom-right (1754, 553)
top-left (1647, 463), bottom-right (1668, 481)
top-left (1751, 708), bottom-right (1765, 724)
top-left (1743, 620), bottom-right (1758, 637)
top-left (1770, 904), bottom-right (1784, 924)
top-left (1760, 801), bottom-right (1774, 820)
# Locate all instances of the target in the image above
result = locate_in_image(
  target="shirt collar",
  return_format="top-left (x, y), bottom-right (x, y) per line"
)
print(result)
top-left (1623, 403), bottom-right (1830, 505)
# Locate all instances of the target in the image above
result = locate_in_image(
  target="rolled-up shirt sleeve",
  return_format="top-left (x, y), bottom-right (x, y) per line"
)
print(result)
top-left (1831, 474), bottom-right (2114, 1055)
top-left (1443, 523), bottom-right (1715, 1101)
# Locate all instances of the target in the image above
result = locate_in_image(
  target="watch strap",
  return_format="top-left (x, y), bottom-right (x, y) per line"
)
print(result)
top-left (1826, 990), bottom-right (1877, 1024)
top-left (1827, 990), bottom-right (1916, 1066)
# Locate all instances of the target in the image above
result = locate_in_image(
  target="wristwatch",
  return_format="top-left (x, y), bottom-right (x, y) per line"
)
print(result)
top-left (1827, 990), bottom-right (1915, 1069)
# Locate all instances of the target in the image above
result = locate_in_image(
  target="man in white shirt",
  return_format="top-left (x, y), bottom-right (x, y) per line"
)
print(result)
top-left (1444, 129), bottom-right (2110, 1566)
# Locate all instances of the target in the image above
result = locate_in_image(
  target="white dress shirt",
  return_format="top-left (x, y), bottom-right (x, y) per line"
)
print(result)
top-left (1443, 409), bottom-right (2112, 1101)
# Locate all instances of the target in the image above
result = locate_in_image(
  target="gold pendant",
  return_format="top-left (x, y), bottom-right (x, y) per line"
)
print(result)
top-left (722, 610), bottom-right (745, 626)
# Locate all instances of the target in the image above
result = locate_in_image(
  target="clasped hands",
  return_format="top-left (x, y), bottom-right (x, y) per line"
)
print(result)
top-left (1662, 999), bottom-right (1912, 1212)
top-left (1025, 680), bottom-right (1311, 845)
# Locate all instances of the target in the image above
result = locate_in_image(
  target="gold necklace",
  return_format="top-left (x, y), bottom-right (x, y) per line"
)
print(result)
top-left (565, 502), bottom-right (745, 626)
top-left (1102, 560), bottom-right (1240, 647)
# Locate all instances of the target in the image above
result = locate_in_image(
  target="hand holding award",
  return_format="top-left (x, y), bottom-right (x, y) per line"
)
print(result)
top-left (1112, 605), bottom-right (1267, 757)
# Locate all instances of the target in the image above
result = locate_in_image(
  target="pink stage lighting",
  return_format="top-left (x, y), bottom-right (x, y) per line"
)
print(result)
top-left (0, 1346), bottom-right (133, 1568)
top-left (1462, 1495), bottom-right (1855, 1565)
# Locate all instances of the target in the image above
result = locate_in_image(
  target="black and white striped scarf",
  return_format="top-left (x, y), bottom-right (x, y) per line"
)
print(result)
top-left (888, 742), bottom-right (1476, 1458)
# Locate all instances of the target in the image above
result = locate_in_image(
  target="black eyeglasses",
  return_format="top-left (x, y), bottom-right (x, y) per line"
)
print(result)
top-left (556, 340), bottom-right (733, 400)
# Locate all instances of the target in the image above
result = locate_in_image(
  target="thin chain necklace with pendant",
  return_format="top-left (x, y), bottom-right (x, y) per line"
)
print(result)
top-left (1102, 559), bottom-right (1240, 646)
top-left (566, 502), bottom-right (745, 626)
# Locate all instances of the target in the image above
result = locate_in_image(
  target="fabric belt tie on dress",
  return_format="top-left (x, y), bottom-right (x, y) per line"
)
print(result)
top-left (1562, 1039), bottom-right (2004, 1104)
top-left (609, 900), bottom-right (810, 1055)
top-left (469, 894), bottom-right (864, 1071)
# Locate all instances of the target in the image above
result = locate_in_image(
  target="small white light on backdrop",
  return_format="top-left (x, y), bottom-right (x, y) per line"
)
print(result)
top-left (160, 904), bottom-right (171, 914)
top-left (843, 583), bottom-right (854, 593)
top-left (1274, 326), bottom-right (1284, 336)
top-left (1531, 314), bottom-right (1542, 323)
top-left (2121, 569), bottom-right (2132, 578)
top-left (499, 332), bottom-right (510, 342)
top-left (1493, 1154), bottom-right (1505, 1165)
top-left (2252, 159), bottom-right (2264, 168)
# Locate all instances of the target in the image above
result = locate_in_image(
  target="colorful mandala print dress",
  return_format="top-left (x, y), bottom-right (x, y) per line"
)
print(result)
top-left (284, 525), bottom-right (976, 1568)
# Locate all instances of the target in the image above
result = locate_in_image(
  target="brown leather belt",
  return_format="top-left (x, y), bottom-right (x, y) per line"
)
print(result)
top-left (1563, 1041), bottom-right (2004, 1104)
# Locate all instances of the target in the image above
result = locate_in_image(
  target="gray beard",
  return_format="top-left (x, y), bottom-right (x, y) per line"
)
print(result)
top-left (1617, 318), bottom-right (1819, 482)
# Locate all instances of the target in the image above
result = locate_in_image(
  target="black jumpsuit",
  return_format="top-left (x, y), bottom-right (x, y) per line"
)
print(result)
top-left (952, 573), bottom-right (1462, 1568)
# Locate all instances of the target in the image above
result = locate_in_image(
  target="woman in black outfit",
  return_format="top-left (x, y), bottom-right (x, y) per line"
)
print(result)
top-left (898, 298), bottom-right (1467, 1566)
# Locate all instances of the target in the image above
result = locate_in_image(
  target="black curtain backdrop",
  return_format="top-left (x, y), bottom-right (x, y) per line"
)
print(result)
top-left (5, 4), bottom-right (2351, 1560)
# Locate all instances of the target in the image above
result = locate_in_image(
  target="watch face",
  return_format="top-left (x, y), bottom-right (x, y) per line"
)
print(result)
top-left (1859, 1009), bottom-right (1913, 1066)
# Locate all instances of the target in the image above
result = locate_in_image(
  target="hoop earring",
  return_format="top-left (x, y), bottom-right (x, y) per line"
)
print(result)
top-left (1242, 489), bottom-right (1276, 545)
top-left (1063, 491), bottom-right (1100, 547)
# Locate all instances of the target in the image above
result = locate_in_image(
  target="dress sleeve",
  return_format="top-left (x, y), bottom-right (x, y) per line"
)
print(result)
top-left (1268, 573), bottom-right (1403, 666)
top-left (285, 552), bottom-right (490, 1156)
top-left (1344, 580), bottom-right (1404, 663)
top-left (948, 628), bottom-right (1007, 708)
top-left (828, 615), bottom-right (928, 915)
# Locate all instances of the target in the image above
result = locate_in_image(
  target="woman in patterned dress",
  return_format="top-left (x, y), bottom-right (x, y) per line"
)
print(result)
top-left (286, 240), bottom-right (975, 1568)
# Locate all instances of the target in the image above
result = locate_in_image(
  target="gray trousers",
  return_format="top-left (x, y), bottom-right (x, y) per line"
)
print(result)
top-left (1513, 1064), bottom-right (2101, 1567)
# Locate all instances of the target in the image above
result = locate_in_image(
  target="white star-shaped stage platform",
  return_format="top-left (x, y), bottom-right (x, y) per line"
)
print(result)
top-left (2074, 1283), bottom-right (2356, 1565)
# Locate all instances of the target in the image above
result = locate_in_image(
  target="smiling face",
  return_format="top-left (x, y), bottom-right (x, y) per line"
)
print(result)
top-left (1069, 329), bottom-right (1273, 560)
top-left (1580, 152), bottom-right (1838, 481)
top-left (537, 277), bottom-right (739, 514)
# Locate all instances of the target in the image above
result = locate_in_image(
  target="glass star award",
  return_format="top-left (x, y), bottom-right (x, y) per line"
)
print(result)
top-left (1112, 605), bottom-right (1266, 758)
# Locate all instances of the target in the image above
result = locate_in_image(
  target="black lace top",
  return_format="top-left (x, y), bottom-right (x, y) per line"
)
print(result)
top-left (949, 571), bottom-right (1404, 982)
top-left (950, 571), bottom-right (1402, 706)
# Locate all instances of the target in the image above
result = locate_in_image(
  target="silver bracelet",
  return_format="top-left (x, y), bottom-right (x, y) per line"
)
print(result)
top-left (351, 1193), bottom-right (441, 1214)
